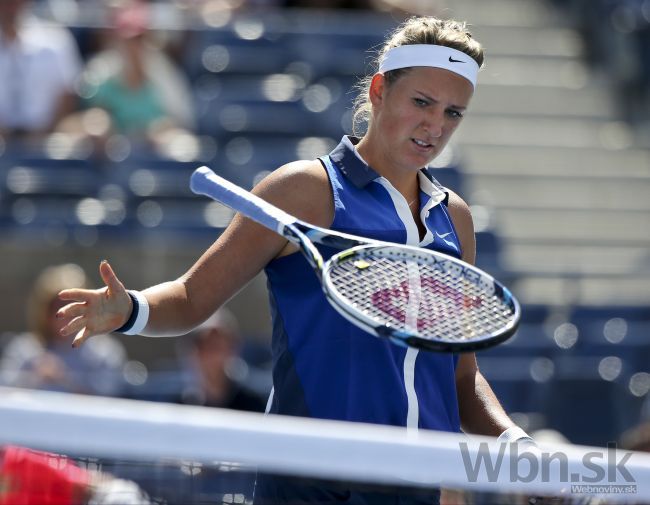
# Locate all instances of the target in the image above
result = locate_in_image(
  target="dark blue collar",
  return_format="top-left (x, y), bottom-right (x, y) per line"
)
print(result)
top-left (327, 136), bottom-right (380, 189)
top-left (326, 135), bottom-right (442, 191)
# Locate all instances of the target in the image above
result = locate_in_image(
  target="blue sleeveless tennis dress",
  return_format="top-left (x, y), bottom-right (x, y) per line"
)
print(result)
top-left (256, 136), bottom-right (463, 504)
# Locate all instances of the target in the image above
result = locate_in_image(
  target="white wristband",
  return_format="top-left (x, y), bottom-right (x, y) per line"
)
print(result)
top-left (498, 426), bottom-right (535, 445)
top-left (120, 290), bottom-right (150, 336)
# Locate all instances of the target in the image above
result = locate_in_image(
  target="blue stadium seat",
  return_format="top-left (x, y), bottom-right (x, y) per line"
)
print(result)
top-left (212, 134), bottom-right (339, 187)
top-left (519, 304), bottom-right (551, 325)
top-left (100, 154), bottom-right (228, 239)
top-left (197, 98), bottom-right (344, 139)
top-left (477, 356), bottom-right (550, 413)
top-left (193, 74), bottom-right (277, 104)
top-left (0, 151), bottom-right (108, 237)
top-left (473, 229), bottom-right (505, 274)
top-left (0, 157), bottom-right (100, 198)
top-left (542, 375), bottom-right (643, 446)
top-left (112, 161), bottom-right (198, 200)
top-left (570, 305), bottom-right (650, 326)
top-left (482, 322), bottom-right (556, 359)
top-left (183, 27), bottom-right (295, 80)
top-left (288, 32), bottom-right (378, 78)
top-left (568, 305), bottom-right (650, 368)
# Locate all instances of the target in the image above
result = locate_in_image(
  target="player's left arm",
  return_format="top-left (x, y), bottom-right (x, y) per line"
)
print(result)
top-left (446, 190), bottom-right (517, 436)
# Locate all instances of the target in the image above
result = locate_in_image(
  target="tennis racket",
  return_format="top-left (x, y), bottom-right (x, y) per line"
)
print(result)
top-left (190, 166), bottom-right (520, 353)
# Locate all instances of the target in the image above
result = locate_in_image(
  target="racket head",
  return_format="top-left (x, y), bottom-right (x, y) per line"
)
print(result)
top-left (322, 245), bottom-right (520, 353)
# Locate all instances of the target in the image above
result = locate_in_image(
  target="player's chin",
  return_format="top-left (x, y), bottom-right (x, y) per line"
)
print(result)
top-left (408, 144), bottom-right (439, 166)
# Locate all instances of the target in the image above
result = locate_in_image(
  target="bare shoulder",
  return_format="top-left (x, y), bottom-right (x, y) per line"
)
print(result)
top-left (446, 189), bottom-right (476, 264)
top-left (253, 159), bottom-right (334, 228)
top-left (446, 190), bottom-right (472, 228)
top-left (179, 159), bottom-right (332, 319)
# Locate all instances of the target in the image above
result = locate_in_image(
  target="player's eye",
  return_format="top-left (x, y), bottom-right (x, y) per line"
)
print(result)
top-left (447, 109), bottom-right (464, 119)
top-left (413, 98), bottom-right (428, 107)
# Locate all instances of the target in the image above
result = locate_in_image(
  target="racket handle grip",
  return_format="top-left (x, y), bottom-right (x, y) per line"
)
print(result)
top-left (190, 166), bottom-right (295, 233)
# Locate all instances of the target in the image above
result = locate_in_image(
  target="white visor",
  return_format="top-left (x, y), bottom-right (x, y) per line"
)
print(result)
top-left (378, 44), bottom-right (479, 88)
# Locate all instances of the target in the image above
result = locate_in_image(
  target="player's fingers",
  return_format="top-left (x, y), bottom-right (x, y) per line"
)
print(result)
top-left (99, 260), bottom-right (126, 296)
top-left (56, 302), bottom-right (87, 320)
top-left (59, 316), bottom-right (86, 339)
top-left (71, 326), bottom-right (91, 348)
top-left (58, 288), bottom-right (93, 302)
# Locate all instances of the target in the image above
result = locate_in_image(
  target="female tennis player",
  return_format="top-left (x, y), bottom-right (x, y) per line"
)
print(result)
top-left (57, 16), bottom-right (534, 504)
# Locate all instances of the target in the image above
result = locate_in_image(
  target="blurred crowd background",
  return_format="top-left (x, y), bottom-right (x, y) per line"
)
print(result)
top-left (1, 0), bottom-right (649, 451)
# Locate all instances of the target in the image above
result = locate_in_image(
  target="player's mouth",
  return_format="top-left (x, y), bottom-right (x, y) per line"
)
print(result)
top-left (411, 138), bottom-right (434, 150)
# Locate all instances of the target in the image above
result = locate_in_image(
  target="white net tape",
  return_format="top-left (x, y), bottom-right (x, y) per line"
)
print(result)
top-left (1, 387), bottom-right (650, 504)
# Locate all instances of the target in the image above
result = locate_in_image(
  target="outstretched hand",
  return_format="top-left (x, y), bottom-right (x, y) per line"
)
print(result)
top-left (57, 260), bottom-right (132, 347)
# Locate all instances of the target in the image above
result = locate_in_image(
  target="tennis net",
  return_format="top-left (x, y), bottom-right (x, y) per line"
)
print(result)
top-left (1, 386), bottom-right (649, 505)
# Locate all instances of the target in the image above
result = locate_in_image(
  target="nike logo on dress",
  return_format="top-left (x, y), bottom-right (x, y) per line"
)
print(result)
top-left (434, 231), bottom-right (459, 251)
top-left (448, 56), bottom-right (465, 63)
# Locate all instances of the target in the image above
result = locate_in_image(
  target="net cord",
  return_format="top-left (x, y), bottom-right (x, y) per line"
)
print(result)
top-left (1, 387), bottom-right (649, 501)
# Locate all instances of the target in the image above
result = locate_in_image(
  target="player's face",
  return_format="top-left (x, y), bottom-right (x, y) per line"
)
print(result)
top-left (369, 66), bottom-right (473, 171)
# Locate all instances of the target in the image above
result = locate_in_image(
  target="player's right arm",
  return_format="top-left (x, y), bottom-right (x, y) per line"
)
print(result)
top-left (57, 160), bottom-right (333, 347)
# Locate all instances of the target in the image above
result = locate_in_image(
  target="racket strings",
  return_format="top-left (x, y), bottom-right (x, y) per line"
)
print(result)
top-left (327, 255), bottom-right (514, 341)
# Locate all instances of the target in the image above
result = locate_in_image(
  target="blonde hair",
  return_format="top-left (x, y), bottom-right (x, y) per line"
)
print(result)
top-left (351, 16), bottom-right (485, 136)
top-left (26, 264), bottom-right (87, 341)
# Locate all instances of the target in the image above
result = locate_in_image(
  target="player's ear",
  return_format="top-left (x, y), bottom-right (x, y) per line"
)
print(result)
top-left (369, 73), bottom-right (386, 107)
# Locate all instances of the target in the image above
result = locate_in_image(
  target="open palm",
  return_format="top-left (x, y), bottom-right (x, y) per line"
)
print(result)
top-left (57, 261), bottom-right (132, 347)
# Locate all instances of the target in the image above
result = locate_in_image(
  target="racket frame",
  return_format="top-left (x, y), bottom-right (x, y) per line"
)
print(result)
top-left (190, 166), bottom-right (521, 352)
top-left (323, 244), bottom-right (520, 352)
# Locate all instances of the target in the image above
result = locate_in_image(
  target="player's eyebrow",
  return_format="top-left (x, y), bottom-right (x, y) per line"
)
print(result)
top-left (415, 90), bottom-right (467, 111)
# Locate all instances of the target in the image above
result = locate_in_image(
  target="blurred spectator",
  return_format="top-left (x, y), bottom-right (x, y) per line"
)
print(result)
top-left (612, 0), bottom-right (650, 123)
top-left (0, 263), bottom-right (127, 396)
top-left (0, 0), bottom-right (82, 139)
top-left (59, 0), bottom-right (196, 150)
top-left (175, 307), bottom-right (266, 412)
top-left (619, 421), bottom-right (650, 452)
top-left (0, 445), bottom-right (151, 505)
